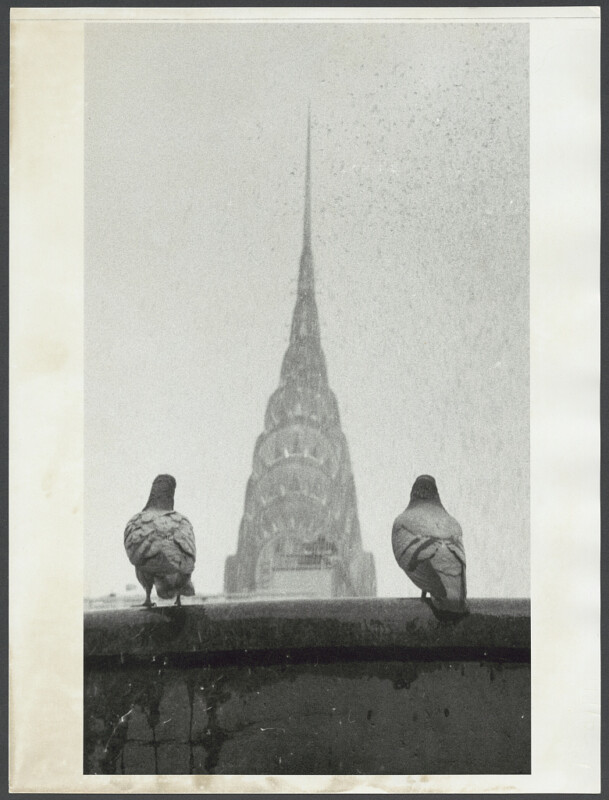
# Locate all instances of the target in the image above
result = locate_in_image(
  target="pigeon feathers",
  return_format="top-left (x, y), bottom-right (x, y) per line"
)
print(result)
top-left (124, 474), bottom-right (196, 607)
top-left (392, 475), bottom-right (468, 615)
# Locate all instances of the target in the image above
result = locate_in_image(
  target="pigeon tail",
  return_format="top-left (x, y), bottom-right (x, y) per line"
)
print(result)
top-left (429, 596), bottom-right (469, 615)
top-left (154, 572), bottom-right (195, 599)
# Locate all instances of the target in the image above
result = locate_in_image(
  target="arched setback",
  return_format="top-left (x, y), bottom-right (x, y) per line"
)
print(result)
top-left (254, 425), bottom-right (340, 477)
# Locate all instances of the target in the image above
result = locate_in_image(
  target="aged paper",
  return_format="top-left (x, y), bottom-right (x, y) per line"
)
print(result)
top-left (9, 6), bottom-right (600, 793)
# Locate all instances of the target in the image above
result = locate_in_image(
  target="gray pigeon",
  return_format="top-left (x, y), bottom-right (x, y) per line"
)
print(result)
top-left (124, 474), bottom-right (196, 607)
top-left (392, 475), bottom-right (467, 614)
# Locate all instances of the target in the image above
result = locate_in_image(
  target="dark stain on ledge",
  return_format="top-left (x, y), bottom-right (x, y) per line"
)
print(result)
top-left (86, 643), bottom-right (530, 674)
top-left (84, 657), bottom-right (531, 775)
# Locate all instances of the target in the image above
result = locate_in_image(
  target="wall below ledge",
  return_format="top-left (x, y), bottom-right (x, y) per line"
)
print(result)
top-left (84, 597), bottom-right (530, 775)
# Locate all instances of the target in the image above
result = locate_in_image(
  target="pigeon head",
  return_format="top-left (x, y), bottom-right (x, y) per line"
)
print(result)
top-left (143, 474), bottom-right (177, 511)
top-left (410, 474), bottom-right (441, 503)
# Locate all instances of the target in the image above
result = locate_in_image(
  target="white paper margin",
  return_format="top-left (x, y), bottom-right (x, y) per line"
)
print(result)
top-left (9, 6), bottom-right (600, 794)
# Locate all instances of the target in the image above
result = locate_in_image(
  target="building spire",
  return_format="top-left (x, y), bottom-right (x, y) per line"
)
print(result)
top-left (290, 109), bottom-right (319, 346)
top-left (225, 110), bottom-right (376, 601)
top-left (303, 103), bottom-right (311, 250)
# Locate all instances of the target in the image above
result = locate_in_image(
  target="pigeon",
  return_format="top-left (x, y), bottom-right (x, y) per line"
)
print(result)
top-left (124, 474), bottom-right (196, 607)
top-left (392, 474), bottom-right (467, 615)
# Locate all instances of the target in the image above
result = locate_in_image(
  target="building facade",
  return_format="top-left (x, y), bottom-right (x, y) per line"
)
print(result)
top-left (224, 122), bottom-right (376, 599)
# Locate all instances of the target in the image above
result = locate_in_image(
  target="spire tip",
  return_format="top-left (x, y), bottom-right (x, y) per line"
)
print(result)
top-left (304, 108), bottom-right (311, 247)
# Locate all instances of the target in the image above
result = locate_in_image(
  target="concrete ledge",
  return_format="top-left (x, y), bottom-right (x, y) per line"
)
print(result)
top-left (84, 597), bottom-right (530, 660)
top-left (84, 598), bottom-right (530, 774)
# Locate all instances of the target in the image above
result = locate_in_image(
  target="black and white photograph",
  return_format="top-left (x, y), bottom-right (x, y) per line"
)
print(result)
top-left (83, 19), bottom-right (531, 776)
top-left (9, 6), bottom-right (600, 794)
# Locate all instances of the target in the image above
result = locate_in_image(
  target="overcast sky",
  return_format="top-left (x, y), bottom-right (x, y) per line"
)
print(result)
top-left (84, 22), bottom-right (529, 599)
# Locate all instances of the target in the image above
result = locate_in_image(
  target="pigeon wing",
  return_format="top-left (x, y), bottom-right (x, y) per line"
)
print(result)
top-left (124, 512), bottom-right (164, 566)
top-left (392, 505), bottom-right (467, 607)
top-left (392, 516), bottom-right (445, 594)
top-left (407, 554), bottom-right (448, 597)
top-left (155, 511), bottom-right (196, 574)
top-left (430, 543), bottom-right (464, 577)
top-left (431, 543), bottom-right (467, 602)
top-left (392, 510), bottom-right (441, 566)
top-left (393, 508), bottom-right (437, 539)
top-left (169, 512), bottom-right (196, 559)
top-left (446, 538), bottom-right (466, 567)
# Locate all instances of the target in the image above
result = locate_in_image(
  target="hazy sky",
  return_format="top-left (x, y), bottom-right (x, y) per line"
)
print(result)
top-left (85, 22), bottom-right (529, 599)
